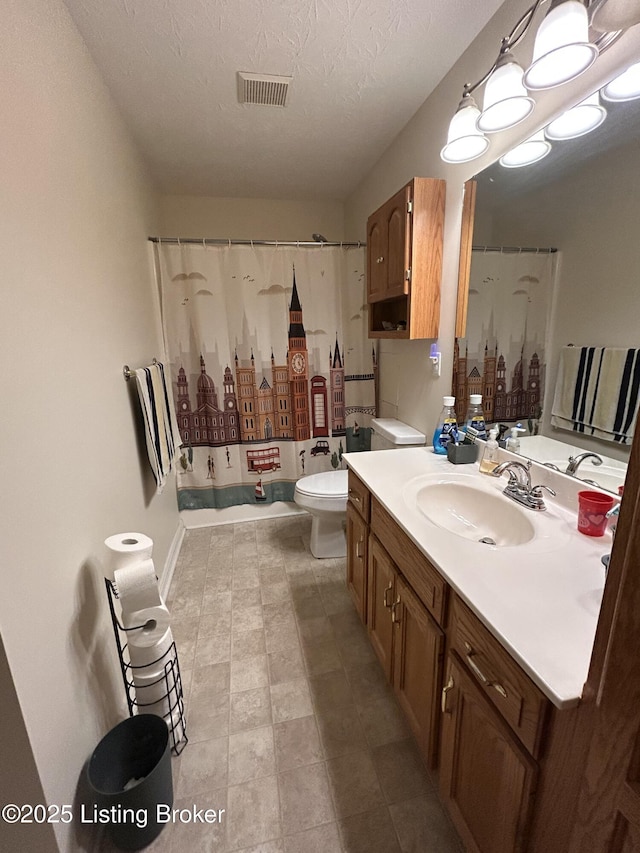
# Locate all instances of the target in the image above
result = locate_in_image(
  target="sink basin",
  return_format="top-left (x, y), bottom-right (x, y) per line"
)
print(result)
top-left (413, 481), bottom-right (536, 547)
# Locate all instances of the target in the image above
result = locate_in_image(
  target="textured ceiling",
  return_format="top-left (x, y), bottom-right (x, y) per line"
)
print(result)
top-left (63, 0), bottom-right (506, 200)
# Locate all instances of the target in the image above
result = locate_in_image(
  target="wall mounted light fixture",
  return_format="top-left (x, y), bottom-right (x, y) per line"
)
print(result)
top-left (440, 0), bottom-right (640, 168)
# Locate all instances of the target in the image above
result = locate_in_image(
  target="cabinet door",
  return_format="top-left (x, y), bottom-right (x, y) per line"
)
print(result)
top-left (392, 574), bottom-right (444, 768)
top-left (366, 535), bottom-right (396, 681)
top-left (366, 212), bottom-right (387, 303)
top-left (440, 655), bottom-right (538, 853)
top-left (385, 185), bottom-right (411, 299)
top-left (346, 502), bottom-right (368, 624)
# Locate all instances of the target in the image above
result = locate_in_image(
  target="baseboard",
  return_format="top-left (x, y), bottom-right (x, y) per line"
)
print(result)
top-left (180, 500), bottom-right (307, 529)
top-left (160, 520), bottom-right (185, 600)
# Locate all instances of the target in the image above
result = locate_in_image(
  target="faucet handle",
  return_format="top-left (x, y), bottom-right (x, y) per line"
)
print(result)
top-left (530, 484), bottom-right (556, 498)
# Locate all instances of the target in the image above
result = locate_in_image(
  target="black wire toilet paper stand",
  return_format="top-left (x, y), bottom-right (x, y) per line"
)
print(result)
top-left (105, 578), bottom-right (188, 755)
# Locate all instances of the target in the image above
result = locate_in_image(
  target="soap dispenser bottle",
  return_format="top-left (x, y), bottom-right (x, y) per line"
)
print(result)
top-left (432, 396), bottom-right (457, 455)
top-left (505, 425), bottom-right (526, 453)
top-left (479, 428), bottom-right (499, 474)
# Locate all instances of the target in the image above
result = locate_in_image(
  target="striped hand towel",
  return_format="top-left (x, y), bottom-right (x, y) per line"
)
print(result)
top-left (551, 346), bottom-right (640, 444)
top-left (134, 362), bottom-right (182, 492)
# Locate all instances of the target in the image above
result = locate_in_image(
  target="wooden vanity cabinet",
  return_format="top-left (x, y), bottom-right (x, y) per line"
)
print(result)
top-left (364, 499), bottom-right (446, 768)
top-left (440, 654), bottom-right (538, 853)
top-left (366, 177), bottom-right (445, 340)
top-left (344, 476), bottom-right (586, 852)
top-left (438, 596), bottom-right (549, 852)
top-left (346, 471), bottom-right (370, 623)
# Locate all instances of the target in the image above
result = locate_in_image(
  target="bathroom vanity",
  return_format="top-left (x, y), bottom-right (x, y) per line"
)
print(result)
top-left (344, 446), bottom-right (610, 853)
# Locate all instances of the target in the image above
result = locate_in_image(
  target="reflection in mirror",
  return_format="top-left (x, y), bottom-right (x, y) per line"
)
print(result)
top-left (454, 96), bottom-right (640, 493)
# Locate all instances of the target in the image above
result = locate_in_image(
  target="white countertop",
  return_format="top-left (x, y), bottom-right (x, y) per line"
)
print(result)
top-left (344, 446), bottom-right (612, 709)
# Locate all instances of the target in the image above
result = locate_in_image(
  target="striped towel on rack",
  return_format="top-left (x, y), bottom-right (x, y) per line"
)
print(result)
top-left (134, 362), bottom-right (182, 492)
top-left (551, 346), bottom-right (640, 444)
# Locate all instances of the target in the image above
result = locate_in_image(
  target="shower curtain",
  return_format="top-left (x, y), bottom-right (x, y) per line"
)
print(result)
top-left (453, 250), bottom-right (558, 429)
top-left (156, 242), bottom-right (376, 510)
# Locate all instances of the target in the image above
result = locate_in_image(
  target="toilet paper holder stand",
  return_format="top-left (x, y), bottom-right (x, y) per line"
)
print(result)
top-left (105, 578), bottom-right (188, 755)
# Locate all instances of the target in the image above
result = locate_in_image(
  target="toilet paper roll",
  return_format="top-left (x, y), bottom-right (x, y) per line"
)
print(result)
top-left (124, 604), bottom-right (172, 648)
top-left (104, 532), bottom-right (154, 579)
top-left (128, 627), bottom-right (174, 669)
top-left (132, 649), bottom-right (179, 708)
top-left (114, 560), bottom-right (161, 613)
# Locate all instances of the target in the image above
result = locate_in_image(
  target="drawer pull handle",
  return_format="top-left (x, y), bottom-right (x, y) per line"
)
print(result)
top-left (391, 595), bottom-right (401, 623)
top-left (348, 489), bottom-right (361, 506)
top-left (356, 538), bottom-right (364, 559)
top-left (464, 643), bottom-right (508, 699)
top-left (441, 675), bottom-right (454, 713)
top-left (376, 256), bottom-right (384, 264)
top-left (383, 581), bottom-right (393, 608)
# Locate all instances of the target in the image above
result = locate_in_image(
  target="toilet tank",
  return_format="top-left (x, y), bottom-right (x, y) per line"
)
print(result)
top-left (370, 418), bottom-right (426, 451)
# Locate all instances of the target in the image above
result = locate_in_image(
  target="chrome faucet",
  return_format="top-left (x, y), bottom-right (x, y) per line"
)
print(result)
top-left (565, 452), bottom-right (603, 476)
top-left (491, 459), bottom-right (556, 511)
top-left (492, 460), bottom-right (532, 489)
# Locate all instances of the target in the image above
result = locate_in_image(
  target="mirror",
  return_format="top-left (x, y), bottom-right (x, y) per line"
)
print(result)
top-left (456, 95), bottom-right (640, 494)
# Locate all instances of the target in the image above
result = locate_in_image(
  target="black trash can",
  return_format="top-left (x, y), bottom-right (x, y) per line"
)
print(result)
top-left (87, 714), bottom-right (173, 850)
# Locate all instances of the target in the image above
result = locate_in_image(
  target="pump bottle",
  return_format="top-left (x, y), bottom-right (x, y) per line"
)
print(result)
top-left (432, 396), bottom-right (457, 455)
top-left (479, 427), bottom-right (500, 474)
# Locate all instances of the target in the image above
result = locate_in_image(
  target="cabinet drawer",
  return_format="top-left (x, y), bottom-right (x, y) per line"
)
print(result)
top-left (348, 471), bottom-right (370, 522)
top-left (450, 596), bottom-right (549, 757)
top-left (370, 498), bottom-right (446, 626)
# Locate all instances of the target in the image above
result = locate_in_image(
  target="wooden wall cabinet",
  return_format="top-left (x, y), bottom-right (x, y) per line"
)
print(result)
top-left (366, 177), bottom-right (445, 340)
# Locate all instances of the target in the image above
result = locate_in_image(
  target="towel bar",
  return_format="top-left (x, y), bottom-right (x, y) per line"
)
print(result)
top-left (123, 358), bottom-right (158, 381)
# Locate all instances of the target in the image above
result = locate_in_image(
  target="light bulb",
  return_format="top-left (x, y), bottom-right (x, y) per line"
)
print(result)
top-left (524, 0), bottom-right (597, 91)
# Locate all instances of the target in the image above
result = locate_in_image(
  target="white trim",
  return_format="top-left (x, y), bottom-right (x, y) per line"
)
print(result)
top-left (181, 501), bottom-right (307, 529)
top-left (159, 520), bottom-right (185, 599)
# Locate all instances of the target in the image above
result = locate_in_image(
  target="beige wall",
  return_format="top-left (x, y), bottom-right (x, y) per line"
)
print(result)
top-left (159, 195), bottom-right (345, 242)
top-left (1, 1), bottom-right (180, 849)
top-left (487, 136), bottom-right (640, 463)
top-left (344, 0), bottom-right (640, 443)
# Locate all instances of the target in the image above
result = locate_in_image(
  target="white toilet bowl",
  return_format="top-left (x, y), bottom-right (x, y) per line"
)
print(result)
top-left (294, 420), bottom-right (427, 559)
top-left (294, 470), bottom-right (348, 558)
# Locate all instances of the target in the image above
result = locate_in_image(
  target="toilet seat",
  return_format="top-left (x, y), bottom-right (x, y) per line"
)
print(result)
top-left (295, 469), bottom-right (348, 498)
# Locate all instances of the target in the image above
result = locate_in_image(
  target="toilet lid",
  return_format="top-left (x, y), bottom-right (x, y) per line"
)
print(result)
top-left (296, 469), bottom-right (348, 497)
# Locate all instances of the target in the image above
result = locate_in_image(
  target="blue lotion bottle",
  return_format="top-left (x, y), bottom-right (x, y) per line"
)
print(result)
top-left (432, 396), bottom-right (457, 455)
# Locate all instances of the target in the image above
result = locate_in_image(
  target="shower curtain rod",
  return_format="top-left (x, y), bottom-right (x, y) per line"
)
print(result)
top-left (148, 236), bottom-right (365, 248)
top-left (472, 244), bottom-right (557, 254)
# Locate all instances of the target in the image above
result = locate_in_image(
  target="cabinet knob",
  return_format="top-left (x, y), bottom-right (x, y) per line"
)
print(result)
top-left (376, 256), bottom-right (384, 264)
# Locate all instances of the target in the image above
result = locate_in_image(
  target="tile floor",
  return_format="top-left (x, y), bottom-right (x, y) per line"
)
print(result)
top-left (102, 515), bottom-right (462, 852)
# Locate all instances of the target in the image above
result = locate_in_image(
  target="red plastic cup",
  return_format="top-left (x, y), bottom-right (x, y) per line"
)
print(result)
top-left (577, 490), bottom-right (616, 537)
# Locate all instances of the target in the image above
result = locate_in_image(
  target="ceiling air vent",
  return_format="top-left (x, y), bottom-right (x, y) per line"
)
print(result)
top-left (237, 72), bottom-right (291, 107)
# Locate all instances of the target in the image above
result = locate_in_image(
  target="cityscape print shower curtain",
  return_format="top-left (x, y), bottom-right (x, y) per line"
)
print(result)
top-left (453, 250), bottom-right (557, 428)
top-left (156, 242), bottom-right (376, 510)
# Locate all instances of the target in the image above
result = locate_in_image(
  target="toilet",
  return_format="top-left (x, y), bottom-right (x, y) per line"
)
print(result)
top-left (294, 418), bottom-right (426, 558)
